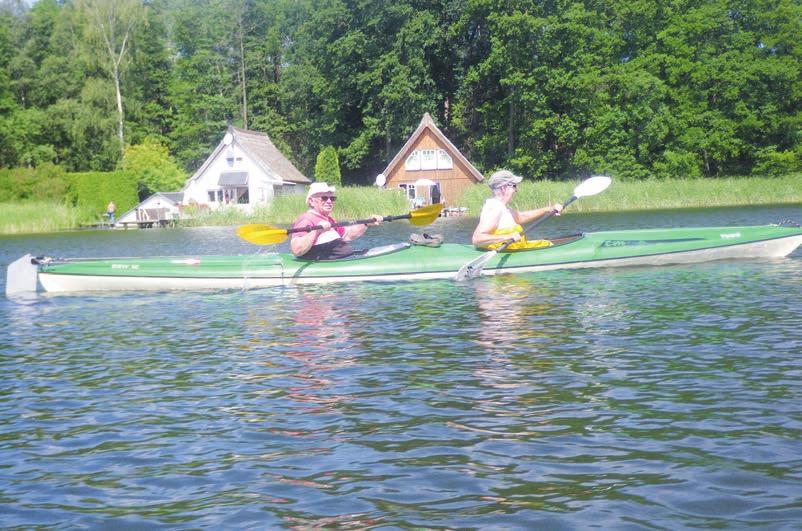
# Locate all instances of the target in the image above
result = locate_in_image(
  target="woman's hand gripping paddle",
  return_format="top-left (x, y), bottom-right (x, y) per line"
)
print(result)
top-left (455, 176), bottom-right (612, 281)
top-left (237, 202), bottom-right (444, 245)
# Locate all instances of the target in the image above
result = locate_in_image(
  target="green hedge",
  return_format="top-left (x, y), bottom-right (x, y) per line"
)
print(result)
top-left (67, 171), bottom-right (139, 218)
top-left (0, 165), bottom-right (139, 219)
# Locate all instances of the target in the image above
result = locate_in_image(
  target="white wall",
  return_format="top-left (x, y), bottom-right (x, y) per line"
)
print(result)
top-left (183, 143), bottom-right (283, 209)
top-left (117, 195), bottom-right (180, 224)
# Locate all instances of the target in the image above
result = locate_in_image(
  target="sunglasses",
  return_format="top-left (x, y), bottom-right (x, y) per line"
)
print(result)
top-left (504, 183), bottom-right (517, 190)
top-left (316, 195), bottom-right (337, 202)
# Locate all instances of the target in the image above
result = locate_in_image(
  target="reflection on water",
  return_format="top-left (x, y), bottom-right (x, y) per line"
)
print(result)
top-left (2, 207), bottom-right (802, 527)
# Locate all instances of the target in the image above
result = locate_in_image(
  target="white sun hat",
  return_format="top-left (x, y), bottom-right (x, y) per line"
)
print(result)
top-left (306, 182), bottom-right (336, 203)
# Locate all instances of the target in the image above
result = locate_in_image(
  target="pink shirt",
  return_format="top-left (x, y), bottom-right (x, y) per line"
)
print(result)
top-left (291, 210), bottom-right (346, 246)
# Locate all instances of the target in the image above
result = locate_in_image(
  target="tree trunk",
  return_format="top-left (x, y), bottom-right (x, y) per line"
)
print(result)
top-left (113, 62), bottom-right (124, 155)
top-left (507, 93), bottom-right (515, 158)
top-left (238, 16), bottom-right (248, 129)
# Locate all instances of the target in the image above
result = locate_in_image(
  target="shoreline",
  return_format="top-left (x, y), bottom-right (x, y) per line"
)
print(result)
top-left (2, 174), bottom-right (801, 235)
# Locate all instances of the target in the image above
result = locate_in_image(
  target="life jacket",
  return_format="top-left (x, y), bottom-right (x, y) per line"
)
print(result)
top-left (483, 224), bottom-right (553, 251)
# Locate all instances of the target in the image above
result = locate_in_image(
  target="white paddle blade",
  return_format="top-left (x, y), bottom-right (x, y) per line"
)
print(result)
top-left (6, 254), bottom-right (39, 296)
top-left (454, 250), bottom-right (497, 281)
top-left (573, 175), bottom-right (611, 198)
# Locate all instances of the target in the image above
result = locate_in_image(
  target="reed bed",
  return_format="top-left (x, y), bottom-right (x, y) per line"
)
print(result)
top-left (2, 175), bottom-right (800, 234)
top-left (181, 186), bottom-right (411, 226)
top-left (0, 201), bottom-right (95, 234)
top-left (461, 173), bottom-right (802, 214)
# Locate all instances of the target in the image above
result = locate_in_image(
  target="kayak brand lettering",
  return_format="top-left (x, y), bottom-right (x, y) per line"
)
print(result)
top-left (111, 263), bottom-right (139, 270)
top-left (601, 237), bottom-right (707, 248)
top-left (720, 232), bottom-right (742, 239)
top-left (601, 240), bottom-right (649, 247)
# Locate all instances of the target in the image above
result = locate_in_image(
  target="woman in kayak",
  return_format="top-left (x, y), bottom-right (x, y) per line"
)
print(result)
top-left (472, 170), bottom-right (563, 250)
top-left (291, 182), bottom-right (383, 260)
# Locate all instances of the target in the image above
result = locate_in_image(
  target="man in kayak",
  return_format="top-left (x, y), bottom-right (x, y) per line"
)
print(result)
top-left (291, 182), bottom-right (383, 260)
top-left (472, 170), bottom-right (564, 250)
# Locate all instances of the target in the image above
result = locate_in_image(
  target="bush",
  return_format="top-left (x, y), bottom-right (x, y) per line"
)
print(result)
top-left (314, 146), bottom-right (342, 186)
top-left (67, 171), bottom-right (139, 219)
top-left (120, 137), bottom-right (187, 197)
top-left (653, 150), bottom-right (703, 179)
top-left (752, 147), bottom-right (800, 177)
top-left (0, 163), bottom-right (70, 202)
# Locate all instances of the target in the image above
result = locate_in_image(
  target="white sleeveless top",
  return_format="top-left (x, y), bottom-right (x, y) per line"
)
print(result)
top-left (480, 198), bottom-right (516, 231)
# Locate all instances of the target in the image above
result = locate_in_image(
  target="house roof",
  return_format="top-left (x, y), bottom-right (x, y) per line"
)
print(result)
top-left (185, 126), bottom-right (311, 189)
top-left (160, 192), bottom-right (184, 203)
top-left (381, 113), bottom-right (484, 184)
top-left (117, 192), bottom-right (184, 222)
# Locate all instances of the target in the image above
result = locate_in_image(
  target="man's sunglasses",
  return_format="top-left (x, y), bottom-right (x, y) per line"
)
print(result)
top-left (317, 196), bottom-right (337, 202)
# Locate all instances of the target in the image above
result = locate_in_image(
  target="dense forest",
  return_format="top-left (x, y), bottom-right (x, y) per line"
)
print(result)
top-left (1, 0), bottom-right (800, 185)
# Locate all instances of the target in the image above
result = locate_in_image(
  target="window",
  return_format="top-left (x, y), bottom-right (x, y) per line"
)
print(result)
top-left (420, 149), bottom-right (437, 170)
top-left (208, 191), bottom-right (216, 202)
top-left (437, 149), bottom-right (453, 169)
top-left (399, 184), bottom-right (415, 199)
top-left (405, 151), bottom-right (421, 171)
top-left (405, 149), bottom-right (454, 171)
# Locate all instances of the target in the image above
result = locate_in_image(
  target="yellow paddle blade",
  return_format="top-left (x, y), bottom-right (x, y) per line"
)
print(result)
top-left (236, 224), bottom-right (289, 245)
top-left (409, 203), bottom-right (444, 226)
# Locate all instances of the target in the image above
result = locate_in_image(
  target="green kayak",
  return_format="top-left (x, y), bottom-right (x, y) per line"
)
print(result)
top-left (6, 224), bottom-right (802, 295)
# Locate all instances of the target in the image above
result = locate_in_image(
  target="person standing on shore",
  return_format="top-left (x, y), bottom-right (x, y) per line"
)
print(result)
top-left (106, 201), bottom-right (116, 224)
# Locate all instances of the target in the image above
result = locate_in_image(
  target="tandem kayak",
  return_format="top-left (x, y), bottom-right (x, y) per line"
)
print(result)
top-left (6, 224), bottom-right (802, 295)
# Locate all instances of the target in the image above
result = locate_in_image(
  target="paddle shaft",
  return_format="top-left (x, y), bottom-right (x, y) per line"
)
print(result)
top-left (285, 213), bottom-right (411, 236)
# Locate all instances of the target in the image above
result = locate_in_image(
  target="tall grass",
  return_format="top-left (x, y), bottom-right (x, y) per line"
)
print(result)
top-left (460, 173), bottom-right (802, 214)
top-left (0, 201), bottom-right (96, 234)
top-left (182, 186), bottom-right (412, 226)
top-left (3, 175), bottom-right (801, 234)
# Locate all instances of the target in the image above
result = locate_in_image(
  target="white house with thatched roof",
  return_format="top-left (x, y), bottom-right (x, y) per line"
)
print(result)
top-left (182, 126), bottom-right (311, 211)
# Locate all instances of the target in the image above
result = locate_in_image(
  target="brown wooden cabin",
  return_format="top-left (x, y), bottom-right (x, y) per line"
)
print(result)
top-left (379, 113), bottom-right (484, 207)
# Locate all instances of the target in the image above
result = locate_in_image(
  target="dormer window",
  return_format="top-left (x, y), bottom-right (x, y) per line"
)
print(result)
top-left (437, 150), bottom-right (453, 169)
top-left (405, 149), bottom-right (453, 171)
top-left (405, 151), bottom-right (421, 171)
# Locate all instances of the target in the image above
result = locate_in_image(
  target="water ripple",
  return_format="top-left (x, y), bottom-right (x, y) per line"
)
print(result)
top-left (2, 222), bottom-right (802, 528)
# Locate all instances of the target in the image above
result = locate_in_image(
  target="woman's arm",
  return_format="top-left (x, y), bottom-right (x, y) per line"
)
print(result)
top-left (472, 208), bottom-right (519, 246)
top-left (512, 204), bottom-right (563, 225)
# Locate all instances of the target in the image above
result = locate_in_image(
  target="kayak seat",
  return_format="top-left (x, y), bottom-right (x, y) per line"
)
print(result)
top-left (299, 242), bottom-right (411, 262)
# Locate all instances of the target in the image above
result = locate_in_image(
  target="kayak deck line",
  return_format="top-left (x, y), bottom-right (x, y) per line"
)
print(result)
top-left (6, 223), bottom-right (802, 295)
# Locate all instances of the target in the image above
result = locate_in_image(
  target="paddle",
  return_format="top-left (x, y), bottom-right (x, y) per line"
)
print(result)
top-left (237, 202), bottom-right (444, 245)
top-left (455, 175), bottom-right (612, 281)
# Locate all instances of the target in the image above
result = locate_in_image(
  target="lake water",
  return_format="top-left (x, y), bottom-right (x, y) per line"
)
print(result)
top-left (2, 206), bottom-right (802, 528)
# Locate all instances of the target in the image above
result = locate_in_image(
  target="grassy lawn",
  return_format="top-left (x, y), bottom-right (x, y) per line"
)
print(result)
top-left (2, 173), bottom-right (801, 234)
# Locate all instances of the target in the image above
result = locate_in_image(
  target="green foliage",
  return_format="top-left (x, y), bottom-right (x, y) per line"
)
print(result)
top-left (0, 163), bottom-right (69, 202)
top-left (67, 170), bottom-right (139, 218)
top-left (753, 147), bottom-right (801, 177)
top-left (313, 146), bottom-right (342, 186)
top-left (120, 137), bottom-right (187, 196)
top-left (1, 0), bottom-right (801, 189)
top-left (653, 150), bottom-right (703, 180)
